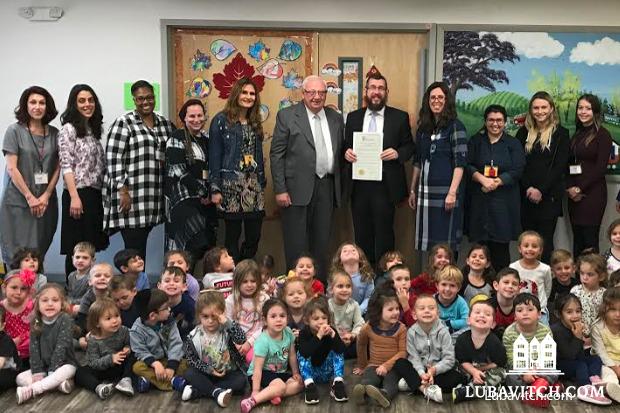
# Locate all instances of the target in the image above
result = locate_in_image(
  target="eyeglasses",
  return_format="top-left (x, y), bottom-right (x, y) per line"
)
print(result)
top-left (304, 90), bottom-right (327, 97)
top-left (430, 96), bottom-right (445, 102)
top-left (486, 119), bottom-right (505, 124)
top-left (134, 95), bottom-right (155, 103)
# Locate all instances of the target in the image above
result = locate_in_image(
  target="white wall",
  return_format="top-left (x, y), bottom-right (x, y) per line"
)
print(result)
top-left (1, 0), bottom-right (619, 275)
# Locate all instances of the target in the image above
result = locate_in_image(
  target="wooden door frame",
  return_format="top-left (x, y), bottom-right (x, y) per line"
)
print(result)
top-left (160, 19), bottom-right (434, 119)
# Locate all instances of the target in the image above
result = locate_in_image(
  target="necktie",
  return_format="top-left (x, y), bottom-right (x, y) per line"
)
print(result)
top-left (369, 111), bottom-right (377, 132)
top-left (314, 115), bottom-right (329, 178)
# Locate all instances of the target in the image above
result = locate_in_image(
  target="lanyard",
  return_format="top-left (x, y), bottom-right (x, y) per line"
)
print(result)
top-left (27, 126), bottom-right (47, 172)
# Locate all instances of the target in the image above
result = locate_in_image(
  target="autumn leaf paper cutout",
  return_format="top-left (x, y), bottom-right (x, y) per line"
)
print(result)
top-left (212, 53), bottom-right (265, 99)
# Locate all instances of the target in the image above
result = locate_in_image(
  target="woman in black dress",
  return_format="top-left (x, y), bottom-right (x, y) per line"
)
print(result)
top-left (516, 91), bottom-right (570, 264)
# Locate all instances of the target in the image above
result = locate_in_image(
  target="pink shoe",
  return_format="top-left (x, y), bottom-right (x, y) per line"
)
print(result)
top-left (578, 384), bottom-right (612, 405)
top-left (270, 396), bottom-right (282, 405)
top-left (590, 375), bottom-right (603, 385)
top-left (240, 396), bottom-right (256, 413)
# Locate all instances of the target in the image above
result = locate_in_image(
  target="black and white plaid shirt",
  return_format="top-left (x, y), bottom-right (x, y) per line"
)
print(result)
top-left (103, 110), bottom-right (175, 230)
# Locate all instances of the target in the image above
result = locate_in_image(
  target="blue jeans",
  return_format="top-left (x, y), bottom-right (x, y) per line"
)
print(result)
top-left (297, 351), bottom-right (344, 383)
top-left (557, 352), bottom-right (602, 386)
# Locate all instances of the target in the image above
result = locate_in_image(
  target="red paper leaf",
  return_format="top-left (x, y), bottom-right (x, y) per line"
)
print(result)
top-left (212, 52), bottom-right (265, 99)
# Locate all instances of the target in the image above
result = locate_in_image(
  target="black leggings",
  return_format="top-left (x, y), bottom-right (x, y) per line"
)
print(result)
top-left (392, 358), bottom-right (466, 392)
top-left (224, 217), bottom-right (263, 263)
top-left (0, 369), bottom-right (18, 391)
top-left (184, 367), bottom-right (247, 398)
top-left (75, 356), bottom-right (135, 392)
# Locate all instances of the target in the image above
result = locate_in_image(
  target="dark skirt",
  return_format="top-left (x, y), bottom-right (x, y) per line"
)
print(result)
top-left (166, 198), bottom-right (218, 252)
top-left (61, 187), bottom-right (109, 254)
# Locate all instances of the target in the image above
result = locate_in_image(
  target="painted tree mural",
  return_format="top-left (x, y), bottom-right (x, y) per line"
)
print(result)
top-left (443, 31), bottom-right (520, 98)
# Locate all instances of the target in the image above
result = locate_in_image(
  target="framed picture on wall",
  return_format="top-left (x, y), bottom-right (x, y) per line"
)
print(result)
top-left (338, 57), bottom-right (363, 120)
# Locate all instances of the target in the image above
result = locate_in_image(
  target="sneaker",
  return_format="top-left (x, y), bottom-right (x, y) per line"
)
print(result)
top-left (606, 382), bottom-right (620, 403)
top-left (590, 375), bottom-right (603, 385)
top-left (16, 386), bottom-right (33, 405)
top-left (331, 380), bottom-right (348, 402)
top-left (452, 385), bottom-right (468, 404)
top-left (305, 382), bottom-right (320, 404)
top-left (270, 396), bottom-right (282, 405)
top-left (397, 378), bottom-right (410, 392)
top-left (423, 384), bottom-right (443, 403)
top-left (214, 388), bottom-right (233, 407)
top-left (136, 377), bottom-right (150, 393)
top-left (365, 385), bottom-right (390, 408)
top-left (95, 383), bottom-right (114, 400)
top-left (578, 384), bottom-right (612, 405)
top-left (181, 385), bottom-right (195, 402)
top-left (171, 376), bottom-right (187, 392)
top-left (240, 396), bottom-right (257, 413)
top-left (58, 379), bottom-right (75, 394)
top-left (352, 384), bottom-right (366, 405)
top-left (115, 377), bottom-right (134, 397)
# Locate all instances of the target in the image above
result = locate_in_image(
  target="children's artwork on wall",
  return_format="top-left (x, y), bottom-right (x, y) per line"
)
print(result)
top-left (279, 98), bottom-right (295, 111)
top-left (366, 64), bottom-right (382, 79)
top-left (185, 77), bottom-right (211, 99)
top-left (278, 40), bottom-right (302, 61)
top-left (124, 82), bottom-right (160, 111)
top-left (326, 81), bottom-right (342, 95)
top-left (212, 53), bottom-right (265, 99)
top-left (258, 59), bottom-right (284, 79)
top-left (321, 63), bottom-right (342, 76)
top-left (282, 69), bottom-right (303, 89)
top-left (338, 57), bottom-right (363, 120)
top-left (249, 40), bottom-right (270, 62)
top-left (210, 39), bottom-right (237, 61)
top-left (442, 30), bottom-right (620, 174)
top-left (259, 104), bottom-right (270, 122)
top-left (191, 49), bottom-right (212, 71)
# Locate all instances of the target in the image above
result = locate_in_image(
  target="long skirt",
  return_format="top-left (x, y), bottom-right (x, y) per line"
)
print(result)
top-left (60, 187), bottom-right (108, 254)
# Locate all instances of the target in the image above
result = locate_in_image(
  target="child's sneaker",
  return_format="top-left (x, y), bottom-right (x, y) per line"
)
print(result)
top-left (115, 377), bottom-right (134, 396)
top-left (578, 384), bottom-right (612, 405)
top-left (352, 384), bottom-right (366, 405)
top-left (270, 396), bottom-right (282, 405)
top-left (397, 378), bottom-right (410, 392)
top-left (214, 388), bottom-right (233, 407)
top-left (240, 396), bottom-right (257, 413)
top-left (181, 385), bottom-right (195, 402)
top-left (366, 384), bottom-right (390, 408)
top-left (58, 379), bottom-right (75, 394)
top-left (16, 386), bottom-right (33, 405)
top-left (171, 375), bottom-right (187, 392)
top-left (452, 385), bottom-right (469, 404)
top-left (95, 383), bottom-right (114, 400)
top-left (423, 384), bottom-right (443, 403)
top-left (305, 382), bottom-right (320, 404)
top-left (331, 380), bottom-right (348, 402)
top-left (136, 376), bottom-right (151, 393)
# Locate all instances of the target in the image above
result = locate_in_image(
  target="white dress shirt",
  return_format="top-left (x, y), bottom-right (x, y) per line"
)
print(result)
top-left (305, 106), bottom-right (334, 174)
top-left (363, 106), bottom-right (385, 133)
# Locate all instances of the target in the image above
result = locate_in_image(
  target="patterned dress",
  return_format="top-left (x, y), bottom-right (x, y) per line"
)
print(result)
top-left (414, 119), bottom-right (467, 251)
top-left (103, 111), bottom-right (174, 231)
top-left (0, 299), bottom-right (34, 359)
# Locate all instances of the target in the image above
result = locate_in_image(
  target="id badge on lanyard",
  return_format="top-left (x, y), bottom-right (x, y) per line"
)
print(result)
top-left (484, 160), bottom-right (499, 177)
top-left (569, 164), bottom-right (582, 175)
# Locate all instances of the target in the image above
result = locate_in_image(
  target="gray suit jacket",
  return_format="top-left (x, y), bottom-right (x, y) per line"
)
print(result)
top-left (270, 102), bottom-right (344, 207)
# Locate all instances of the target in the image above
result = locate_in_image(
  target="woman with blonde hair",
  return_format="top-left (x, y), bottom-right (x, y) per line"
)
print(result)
top-left (516, 91), bottom-right (570, 263)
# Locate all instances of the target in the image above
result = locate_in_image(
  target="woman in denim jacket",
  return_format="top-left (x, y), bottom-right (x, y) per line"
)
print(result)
top-left (209, 78), bottom-right (266, 262)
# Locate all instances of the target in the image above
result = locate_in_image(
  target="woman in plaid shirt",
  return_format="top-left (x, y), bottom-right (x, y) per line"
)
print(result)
top-left (103, 80), bottom-right (175, 262)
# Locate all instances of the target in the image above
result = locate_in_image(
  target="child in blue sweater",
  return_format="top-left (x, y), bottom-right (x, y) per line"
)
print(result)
top-left (435, 265), bottom-right (469, 343)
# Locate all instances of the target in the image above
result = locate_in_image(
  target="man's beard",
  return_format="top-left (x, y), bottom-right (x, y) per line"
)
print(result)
top-left (366, 96), bottom-right (386, 111)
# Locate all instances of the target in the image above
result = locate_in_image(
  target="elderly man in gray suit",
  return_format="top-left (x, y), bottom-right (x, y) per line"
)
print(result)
top-left (271, 75), bottom-right (344, 283)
